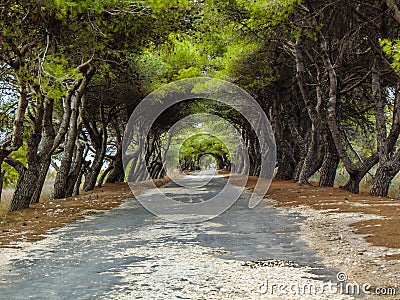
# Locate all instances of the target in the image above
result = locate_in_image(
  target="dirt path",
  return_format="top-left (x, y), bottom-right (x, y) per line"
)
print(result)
top-left (0, 174), bottom-right (356, 299)
top-left (0, 175), bottom-right (399, 298)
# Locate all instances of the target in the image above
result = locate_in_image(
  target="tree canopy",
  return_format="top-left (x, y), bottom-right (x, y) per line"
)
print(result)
top-left (2, 0), bottom-right (400, 211)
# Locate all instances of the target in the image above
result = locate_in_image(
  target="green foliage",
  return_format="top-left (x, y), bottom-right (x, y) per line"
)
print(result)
top-left (235, 0), bottom-right (301, 27)
top-left (1, 146), bottom-right (28, 188)
top-left (136, 33), bottom-right (208, 89)
top-left (179, 134), bottom-right (229, 161)
top-left (381, 39), bottom-right (400, 74)
top-left (41, 55), bottom-right (84, 100)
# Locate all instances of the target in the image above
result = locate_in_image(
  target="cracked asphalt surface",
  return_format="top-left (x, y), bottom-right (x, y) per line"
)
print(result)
top-left (0, 172), bottom-right (350, 299)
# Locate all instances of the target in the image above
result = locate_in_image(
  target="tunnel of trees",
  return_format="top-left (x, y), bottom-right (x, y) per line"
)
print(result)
top-left (2, 0), bottom-right (400, 212)
top-left (178, 134), bottom-right (231, 171)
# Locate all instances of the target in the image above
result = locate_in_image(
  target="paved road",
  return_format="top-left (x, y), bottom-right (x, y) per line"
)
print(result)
top-left (0, 172), bottom-right (348, 299)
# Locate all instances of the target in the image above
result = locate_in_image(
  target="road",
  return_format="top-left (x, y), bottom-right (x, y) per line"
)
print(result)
top-left (0, 172), bottom-right (351, 299)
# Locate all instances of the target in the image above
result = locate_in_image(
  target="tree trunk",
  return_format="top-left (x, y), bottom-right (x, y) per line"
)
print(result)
top-left (106, 158), bottom-right (124, 183)
top-left (341, 173), bottom-right (362, 194)
top-left (275, 154), bottom-right (295, 180)
top-left (293, 157), bottom-right (305, 182)
top-left (319, 136), bottom-right (339, 187)
top-left (51, 96), bottom-right (80, 199)
top-left (83, 147), bottom-right (105, 192)
top-left (74, 160), bottom-right (90, 196)
top-left (321, 39), bottom-right (369, 193)
top-left (98, 164), bottom-right (113, 186)
top-left (51, 67), bottom-right (95, 199)
top-left (65, 142), bottom-right (86, 197)
top-left (298, 125), bottom-right (318, 184)
top-left (0, 170), bottom-right (4, 203)
top-left (275, 140), bottom-right (296, 180)
top-left (341, 153), bottom-right (379, 193)
top-left (294, 39), bottom-right (326, 184)
top-left (372, 61), bottom-right (388, 162)
top-left (30, 159), bottom-right (51, 204)
top-left (127, 152), bottom-right (141, 182)
top-left (9, 166), bottom-right (39, 212)
top-left (73, 170), bottom-right (84, 197)
top-left (370, 153), bottom-right (400, 197)
top-left (308, 147), bottom-right (324, 179)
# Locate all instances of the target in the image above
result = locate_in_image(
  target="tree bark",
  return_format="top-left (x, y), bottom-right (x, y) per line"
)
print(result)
top-left (83, 104), bottom-right (108, 192)
top-left (106, 157), bottom-right (124, 183)
top-left (98, 164), bottom-right (113, 186)
top-left (65, 141), bottom-right (86, 197)
top-left (30, 159), bottom-right (51, 204)
top-left (370, 152), bottom-right (400, 197)
top-left (0, 170), bottom-right (4, 203)
top-left (321, 40), bottom-right (356, 173)
top-left (8, 86), bottom-right (46, 209)
top-left (298, 124), bottom-right (318, 184)
top-left (8, 75), bottom-right (29, 152)
top-left (319, 134), bottom-right (339, 187)
top-left (4, 157), bottom-right (35, 212)
top-left (372, 61), bottom-right (388, 162)
top-left (83, 145), bottom-right (106, 191)
top-left (384, 0), bottom-right (400, 25)
top-left (275, 140), bottom-right (296, 180)
top-left (51, 95), bottom-right (80, 200)
top-left (293, 39), bottom-right (341, 187)
top-left (320, 39), bottom-right (377, 193)
top-left (0, 74), bottom-right (30, 207)
top-left (51, 67), bottom-right (95, 199)
top-left (368, 61), bottom-right (400, 197)
top-left (106, 123), bottom-right (125, 183)
top-left (341, 153), bottom-right (379, 194)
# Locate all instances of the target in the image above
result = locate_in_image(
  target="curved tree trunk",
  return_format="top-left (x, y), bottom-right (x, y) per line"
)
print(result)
top-left (51, 67), bottom-right (95, 200)
top-left (342, 173), bottom-right (361, 194)
top-left (341, 153), bottom-right (379, 194)
top-left (6, 87), bottom-right (46, 210)
top-left (370, 153), bottom-right (400, 197)
top-left (52, 107), bottom-right (79, 198)
top-left (127, 151), bottom-right (141, 182)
